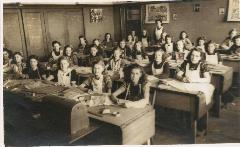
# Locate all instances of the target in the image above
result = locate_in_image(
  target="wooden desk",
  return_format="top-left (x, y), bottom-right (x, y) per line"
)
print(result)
top-left (87, 105), bottom-right (155, 144)
top-left (4, 79), bottom-right (155, 145)
top-left (221, 54), bottom-right (240, 73)
top-left (149, 78), bottom-right (214, 143)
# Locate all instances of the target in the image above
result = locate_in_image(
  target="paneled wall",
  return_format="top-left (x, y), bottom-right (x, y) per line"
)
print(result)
top-left (3, 5), bottom-right (116, 60)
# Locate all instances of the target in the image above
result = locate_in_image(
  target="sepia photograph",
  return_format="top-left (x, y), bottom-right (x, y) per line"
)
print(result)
top-left (1, 0), bottom-right (240, 146)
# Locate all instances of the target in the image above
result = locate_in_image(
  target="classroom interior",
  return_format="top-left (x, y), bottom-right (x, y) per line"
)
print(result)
top-left (3, 0), bottom-right (240, 145)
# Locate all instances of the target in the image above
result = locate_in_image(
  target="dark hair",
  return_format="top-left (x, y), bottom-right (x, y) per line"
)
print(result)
top-left (12, 52), bottom-right (23, 64)
top-left (179, 31), bottom-right (189, 39)
top-left (206, 40), bottom-right (217, 54)
top-left (78, 35), bottom-right (88, 45)
top-left (27, 55), bottom-right (39, 69)
top-left (104, 33), bottom-right (112, 41)
top-left (196, 36), bottom-right (206, 45)
top-left (92, 38), bottom-right (100, 45)
top-left (165, 35), bottom-right (172, 41)
top-left (52, 40), bottom-right (61, 47)
top-left (3, 48), bottom-right (13, 58)
top-left (91, 59), bottom-right (106, 74)
top-left (186, 47), bottom-right (204, 63)
top-left (63, 45), bottom-right (74, 56)
top-left (123, 64), bottom-right (147, 84)
top-left (155, 18), bottom-right (162, 24)
top-left (127, 34), bottom-right (134, 42)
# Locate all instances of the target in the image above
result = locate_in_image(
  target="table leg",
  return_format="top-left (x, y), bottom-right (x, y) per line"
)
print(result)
top-left (191, 119), bottom-right (197, 144)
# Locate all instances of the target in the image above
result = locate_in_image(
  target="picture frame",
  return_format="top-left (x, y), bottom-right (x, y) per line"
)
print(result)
top-left (227, 0), bottom-right (240, 21)
top-left (145, 3), bottom-right (170, 23)
top-left (219, 8), bottom-right (225, 15)
top-left (90, 8), bottom-right (103, 23)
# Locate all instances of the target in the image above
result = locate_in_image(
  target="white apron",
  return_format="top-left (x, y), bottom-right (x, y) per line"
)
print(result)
top-left (57, 68), bottom-right (72, 86)
top-left (152, 62), bottom-right (165, 75)
top-left (185, 63), bottom-right (201, 82)
top-left (206, 53), bottom-right (218, 65)
top-left (92, 76), bottom-right (103, 93)
top-left (165, 43), bottom-right (174, 54)
top-left (155, 27), bottom-right (163, 40)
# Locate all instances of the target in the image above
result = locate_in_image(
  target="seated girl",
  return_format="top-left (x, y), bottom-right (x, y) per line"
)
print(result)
top-left (111, 64), bottom-right (150, 108)
top-left (79, 60), bottom-right (112, 93)
top-left (63, 45), bottom-right (78, 66)
top-left (139, 29), bottom-right (151, 49)
top-left (229, 35), bottom-right (240, 55)
top-left (93, 38), bottom-right (105, 57)
top-left (162, 35), bottom-right (175, 60)
top-left (131, 30), bottom-right (138, 42)
top-left (132, 41), bottom-right (149, 62)
top-left (176, 48), bottom-right (211, 83)
top-left (22, 55), bottom-right (49, 80)
top-left (145, 49), bottom-right (170, 79)
top-left (221, 28), bottom-right (238, 50)
top-left (126, 34), bottom-right (135, 51)
top-left (106, 47), bottom-right (126, 80)
top-left (102, 33), bottom-right (114, 51)
top-left (48, 41), bottom-right (63, 65)
top-left (86, 45), bottom-right (103, 67)
top-left (205, 41), bottom-right (222, 65)
top-left (53, 56), bottom-right (77, 86)
top-left (179, 31), bottom-right (193, 50)
top-left (3, 48), bottom-right (13, 73)
top-left (10, 52), bottom-right (26, 78)
top-left (173, 40), bottom-right (189, 61)
top-left (119, 39), bottom-right (131, 59)
top-left (77, 35), bottom-right (90, 55)
top-left (196, 36), bottom-right (207, 52)
top-left (158, 31), bottom-right (167, 46)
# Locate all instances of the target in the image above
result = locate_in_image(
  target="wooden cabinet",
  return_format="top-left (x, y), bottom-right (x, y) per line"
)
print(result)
top-left (3, 9), bottom-right (27, 57)
top-left (22, 9), bottom-right (47, 58)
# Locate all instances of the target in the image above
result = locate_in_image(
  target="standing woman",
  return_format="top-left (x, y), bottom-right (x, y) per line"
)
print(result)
top-left (11, 52), bottom-right (26, 78)
top-left (176, 48), bottom-right (211, 83)
top-left (111, 64), bottom-right (151, 108)
top-left (63, 45), bottom-right (78, 66)
top-left (179, 31), bottom-right (193, 50)
top-left (153, 19), bottom-right (165, 44)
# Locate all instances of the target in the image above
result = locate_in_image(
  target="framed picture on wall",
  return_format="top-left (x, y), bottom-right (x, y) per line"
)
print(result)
top-left (90, 8), bottom-right (103, 23)
top-left (227, 0), bottom-right (240, 21)
top-left (145, 3), bottom-right (170, 23)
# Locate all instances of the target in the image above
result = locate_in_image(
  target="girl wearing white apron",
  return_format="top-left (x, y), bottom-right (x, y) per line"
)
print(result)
top-left (56, 56), bottom-right (77, 87)
top-left (205, 41), bottom-right (222, 65)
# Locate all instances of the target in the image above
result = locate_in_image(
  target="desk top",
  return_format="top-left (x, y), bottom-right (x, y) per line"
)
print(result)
top-left (220, 54), bottom-right (240, 61)
top-left (87, 105), bottom-right (153, 127)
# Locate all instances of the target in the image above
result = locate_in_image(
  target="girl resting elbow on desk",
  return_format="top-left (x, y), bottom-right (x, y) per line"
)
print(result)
top-left (145, 49), bottom-right (170, 79)
top-left (204, 41), bottom-right (222, 65)
top-left (105, 47), bottom-right (125, 80)
top-left (22, 55), bottom-right (50, 80)
top-left (176, 48), bottom-right (211, 83)
top-left (229, 35), bottom-right (240, 56)
top-left (79, 60), bottom-right (112, 94)
top-left (111, 64), bottom-right (150, 108)
top-left (132, 41), bottom-right (149, 62)
top-left (52, 56), bottom-right (77, 87)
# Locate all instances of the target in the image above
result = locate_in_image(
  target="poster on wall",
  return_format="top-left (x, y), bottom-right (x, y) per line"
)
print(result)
top-left (90, 8), bottom-right (103, 23)
top-left (145, 3), bottom-right (170, 23)
top-left (227, 0), bottom-right (240, 21)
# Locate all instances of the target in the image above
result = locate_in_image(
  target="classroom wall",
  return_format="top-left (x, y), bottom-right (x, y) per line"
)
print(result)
top-left (83, 6), bottom-right (115, 42)
top-left (142, 0), bottom-right (240, 44)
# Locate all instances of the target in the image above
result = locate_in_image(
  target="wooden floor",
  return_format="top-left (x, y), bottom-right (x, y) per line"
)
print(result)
top-left (4, 90), bottom-right (240, 145)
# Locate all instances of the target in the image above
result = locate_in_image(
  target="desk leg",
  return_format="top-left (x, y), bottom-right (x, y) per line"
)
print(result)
top-left (147, 139), bottom-right (151, 145)
top-left (191, 119), bottom-right (197, 144)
